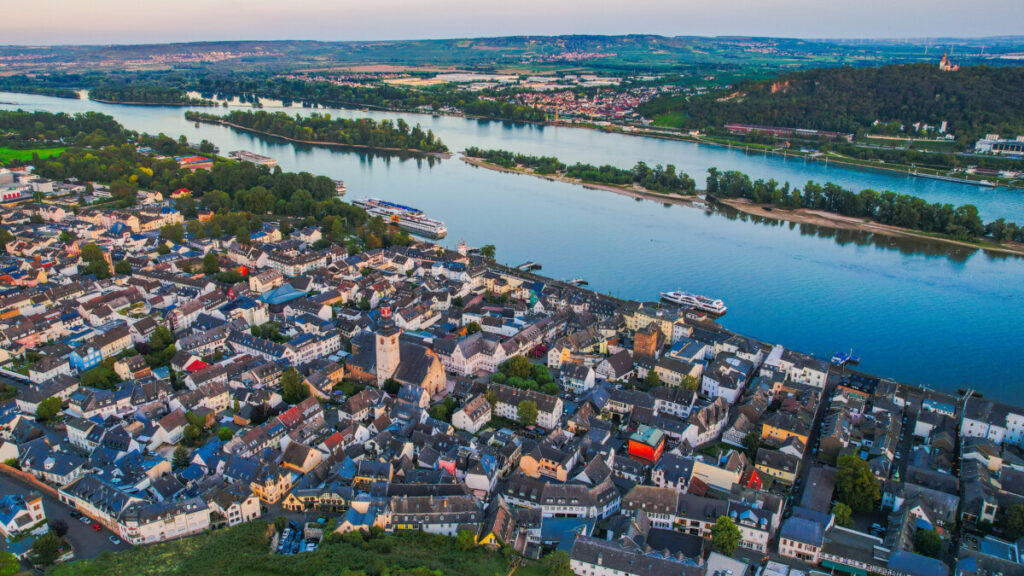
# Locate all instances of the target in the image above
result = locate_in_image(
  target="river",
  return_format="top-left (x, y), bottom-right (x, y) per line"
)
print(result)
top-left (2, 92), bottom-right (1022, 398)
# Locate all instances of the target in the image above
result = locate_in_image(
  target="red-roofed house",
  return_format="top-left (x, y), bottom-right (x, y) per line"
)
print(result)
top-left (184, 359), bottom-right (209, 373)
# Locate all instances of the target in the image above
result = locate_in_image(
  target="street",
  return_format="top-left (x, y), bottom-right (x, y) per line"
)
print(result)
top-left (0, 473), bottom-right (129, 561)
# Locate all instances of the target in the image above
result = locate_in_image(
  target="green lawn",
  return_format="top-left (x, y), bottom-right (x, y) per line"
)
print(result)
top-left (0, 146), bottom-right (66, 163)
top-left (48, 521), bottom-right (512, 576)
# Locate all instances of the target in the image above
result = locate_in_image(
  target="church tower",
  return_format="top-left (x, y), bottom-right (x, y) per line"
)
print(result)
top-left (457, 239), bottom-right (468, 256)
top-left (375, 306), bottom-right (401, 385)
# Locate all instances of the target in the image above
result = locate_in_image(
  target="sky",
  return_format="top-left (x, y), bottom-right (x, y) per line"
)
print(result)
top-left (2, 0), bottom-right (1023, 45)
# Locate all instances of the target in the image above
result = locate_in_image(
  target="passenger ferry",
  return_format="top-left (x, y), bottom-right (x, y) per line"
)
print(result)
top-left (659, 291), bottom-right (727, 315)
top-left (352, 198), bottom-right (447, 238)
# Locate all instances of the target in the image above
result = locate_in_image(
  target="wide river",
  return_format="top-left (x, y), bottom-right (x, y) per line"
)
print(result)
top-left (2, 92), bottom-right (1022, 399)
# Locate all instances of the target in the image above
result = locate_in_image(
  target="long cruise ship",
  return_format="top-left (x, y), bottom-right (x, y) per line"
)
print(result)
top-left (659, 290), bottom-right (727, 315)
top-left (352, 198), bottom-right (448, 238)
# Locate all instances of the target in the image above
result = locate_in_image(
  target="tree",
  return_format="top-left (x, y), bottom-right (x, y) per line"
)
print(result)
top-left (518, 400), bottom-right (538, 427)
top-left (836, 455), bottom-right (880, 513)
top-left (202, 252), bottom-right (220, 275)
top-left (79, 242), bottom-right (112, 279)
top-left (274, 516), bottom-right (288, 533)
top-left (182, 424), bottom-right (201, 446)
top-left (382, 378), bottom-right (401, 395)
top-left (502, 355), bottom-right (533, 380)
top-left (1004, 504), bottom-right (1024, 540)
top-left (485, 390), bottom-right (498, 406)
top-left (159, 223), bottom-right (185, 244)
top-left (479, 244), bottom-right (496, 259)
top-left (185, 410), bottom-right (207, 430)
top-left (50, 519), bottom-right (69, 538)
top-left (741, 430), bottom-right (761, 459)
top-left (0, 551), bottom-right (19, 576)
top-left (682, 375), bottom-right (700, 392)
top-left (914, 529), bottom-right (942, 558)
top-left (711, 516), bottom-right (741, 556)
top-left (217, 427), bottom-right (235, 442)
top-left (281, 367), bottom-right (309, 404)
top-left (114, 259), bottom-right (132, 275)
top-left (59, 230), bottom-right (76, 243)
top-left (172, 445), bottom-right (190, 469)
top-left (465, 321), bottom-right (482, 335)
top-left (35, 396), bottom-right (62, 421)
top-left (644, 369), bottom-right (660, 387)
top-left (542, 550), bottom-right (573, 576)
top-left (831, 502), bottom-right (853, 528)
top-left (456, 529), bottom-right (476, 551)
top-left (30, 531), bottom-right (62, 566)
top-left (428, 403), bottom-right (450, 422)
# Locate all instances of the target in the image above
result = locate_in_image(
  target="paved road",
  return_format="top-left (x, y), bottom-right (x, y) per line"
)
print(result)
top-left (0, 474), bottom-right (129, 561)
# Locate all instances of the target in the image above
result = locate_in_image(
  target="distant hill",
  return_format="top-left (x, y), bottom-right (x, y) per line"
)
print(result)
top-left (2, 35), bottom-right (1023, 75)
top-left (638, 63), bottom-right (1024, 144)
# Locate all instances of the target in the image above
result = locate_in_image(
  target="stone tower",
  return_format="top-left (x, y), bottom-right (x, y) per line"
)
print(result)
top-left (375, 307), bottom-right (401, 385)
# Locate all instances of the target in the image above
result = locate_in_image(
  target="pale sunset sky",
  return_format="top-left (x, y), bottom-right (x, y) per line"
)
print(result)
top-left (1, 0), bottom-right (1021, 44)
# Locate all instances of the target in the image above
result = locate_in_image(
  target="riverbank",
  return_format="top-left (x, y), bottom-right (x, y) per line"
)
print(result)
top-left (192, 116), bottom-right (453, 158)
top-left (60, 88), bottom-right (1023, 190)
top-left (718, 197), bottom-right (1024, 257)
top-left (463, 154), bottom-right (1024, 257)
top-left (460, 155), bottom-right (699, 206)
top-left (89, 97), bottom-right (218, 107)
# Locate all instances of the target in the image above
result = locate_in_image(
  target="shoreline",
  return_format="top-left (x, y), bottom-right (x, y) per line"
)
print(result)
top-left (463, 155), bottom-right (1024, 257)
top-left (717, 197), bottom-right (1024, 257)
top-left (6, 89), bottom-right (1017, 189)
top-left (89, 97), bottom-right (218, 107)
top-left (190, 117), bottom-right (453, 158)
top-left (460, 156), bottom-right (700, 206)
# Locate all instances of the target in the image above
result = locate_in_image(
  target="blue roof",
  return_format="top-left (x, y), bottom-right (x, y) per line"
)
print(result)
top-left (888, 551), bottom-right (950, 576)
top-left (179, 463), bottom-right (206, 482)
top-left (260, 283), bottom-right (306, 305)
top-left (541, 517), bottom-right (594, 550)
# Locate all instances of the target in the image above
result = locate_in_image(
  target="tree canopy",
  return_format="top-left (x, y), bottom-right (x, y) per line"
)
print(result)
top-left (35, 396), bottom-right (62, 421)
top-left (914, 529), bottom-right (942, 558)
top-left (187, 110), bottom-right (447, 153)
top-left (639, 63), bottom-right (1024, 145)
top-left (711, 516), bottom-right (741, 556)
top-left (836, 455), bottom-right (881, 513)
top-left (707, 168), bottom-right (1020, 243)
top-left (517, 400), bottom-right (538, 427)
top-left (281, 367), bottom-right (309, 404)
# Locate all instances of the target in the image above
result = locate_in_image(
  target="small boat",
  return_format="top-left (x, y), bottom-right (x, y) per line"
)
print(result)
top-left (831, 349), bottom-right (861, 366)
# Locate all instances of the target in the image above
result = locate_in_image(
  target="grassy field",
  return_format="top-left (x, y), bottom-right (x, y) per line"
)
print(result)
top-left (0, 146), bottom-right (66, 163)
top-left (47, 521), bottom-right (512, 576)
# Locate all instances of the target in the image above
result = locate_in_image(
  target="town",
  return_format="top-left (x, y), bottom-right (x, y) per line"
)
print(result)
top-left (0, 157), bottom-right (1022, 576)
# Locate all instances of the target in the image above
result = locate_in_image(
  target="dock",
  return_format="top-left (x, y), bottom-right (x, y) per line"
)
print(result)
top-left (516, 261), bottom-right (542, 272)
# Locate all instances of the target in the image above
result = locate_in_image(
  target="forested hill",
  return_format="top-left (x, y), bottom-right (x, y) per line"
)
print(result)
top-left (638, 64), bottom-right (1024, 143)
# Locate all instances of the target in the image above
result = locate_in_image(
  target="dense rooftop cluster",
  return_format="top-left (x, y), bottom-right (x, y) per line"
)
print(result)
top-left (0, 163), bottom-right (1022, 576)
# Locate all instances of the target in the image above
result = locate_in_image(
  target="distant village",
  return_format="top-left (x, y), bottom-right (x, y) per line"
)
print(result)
top-left (2, 164), bottom-right (1024, 576)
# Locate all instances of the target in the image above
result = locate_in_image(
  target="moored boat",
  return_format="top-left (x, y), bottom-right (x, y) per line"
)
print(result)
top-left (659, 290), bottom-right (727, 315)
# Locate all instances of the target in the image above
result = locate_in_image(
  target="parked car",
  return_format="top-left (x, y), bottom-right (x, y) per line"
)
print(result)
top-left (78, 516), bottom-right (91, 524)
top-left (91, 523), bottom-right (102, 531)
top-left (109, 536), bottom-right (121, 545)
